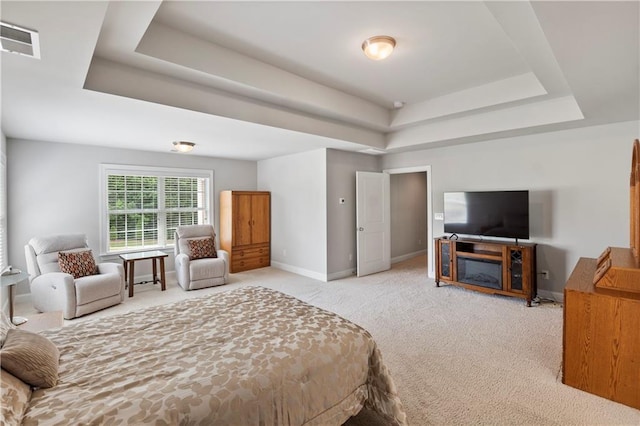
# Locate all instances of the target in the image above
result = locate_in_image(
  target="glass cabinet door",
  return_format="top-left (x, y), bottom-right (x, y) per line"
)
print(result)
top-left (507, 247), bottom-right (527, 293)
top-left (438, 240), bottom-right (452, 280)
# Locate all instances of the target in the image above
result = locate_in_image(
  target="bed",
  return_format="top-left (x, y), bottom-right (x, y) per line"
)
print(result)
top-left (1, 286), bottom-right (407, 425)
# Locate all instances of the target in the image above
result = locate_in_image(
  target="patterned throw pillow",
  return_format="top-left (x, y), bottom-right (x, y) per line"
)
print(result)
top-left (58, 249), bottom-right (96, 279)
top-left (187, 237), bottom-right (217, 260)
top-left (0, 328), bottom-right (60, 388)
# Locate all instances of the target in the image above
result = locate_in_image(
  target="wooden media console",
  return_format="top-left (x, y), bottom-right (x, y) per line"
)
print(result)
top-left (435, 237), bottom-right (537, 306)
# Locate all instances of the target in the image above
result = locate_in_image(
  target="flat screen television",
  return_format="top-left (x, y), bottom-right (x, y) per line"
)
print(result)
top-left (444, 190), bottom-right (529, 240)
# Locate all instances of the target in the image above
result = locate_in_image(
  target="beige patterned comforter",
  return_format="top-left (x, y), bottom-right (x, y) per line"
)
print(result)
top-left (23, 286), bottom-right (407, 425)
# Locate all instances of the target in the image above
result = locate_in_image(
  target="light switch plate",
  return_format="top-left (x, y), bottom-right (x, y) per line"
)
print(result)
top-left (434, 212), bottom-right (444, 220)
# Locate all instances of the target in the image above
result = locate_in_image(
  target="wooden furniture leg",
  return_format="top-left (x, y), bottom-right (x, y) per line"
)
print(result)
top-left (152, 258), bottom-right (158, 284)
top-left (8, 285), bottom-right (14, 322)
top-left (128, 261), bottom-right (135, 297)
top-left (122, 260), bottom-right (128, 288)
top-left (160, 257), bottom-right (166, 291)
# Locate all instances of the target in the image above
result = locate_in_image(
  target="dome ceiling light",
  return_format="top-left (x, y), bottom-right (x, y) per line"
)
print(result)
top-left (361, 35), bottom-right (396, 61)
top-left (172, 141), bottom-right (195, 153)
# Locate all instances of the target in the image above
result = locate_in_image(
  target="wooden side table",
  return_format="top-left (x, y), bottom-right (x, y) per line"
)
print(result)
top-left (119, 250), bottom-right (168, 297)
top-left (18, 311), bottom-right (64, 333)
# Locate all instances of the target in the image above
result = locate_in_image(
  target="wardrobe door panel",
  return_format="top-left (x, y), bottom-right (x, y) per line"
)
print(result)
top-left (234, 193), bottom-right (253, 246)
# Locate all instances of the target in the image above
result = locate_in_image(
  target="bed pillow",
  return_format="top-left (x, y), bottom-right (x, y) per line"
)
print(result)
top-left (187, 237), bottom-right (217, 260)
top-left (1, 310), bottom-right (16, 347)
top-left (0, 368), bottom-right (32, 424)
top-left (0, 328), bottom-right (59, 388)
top-left (58, 249), bottom-right (97, 279)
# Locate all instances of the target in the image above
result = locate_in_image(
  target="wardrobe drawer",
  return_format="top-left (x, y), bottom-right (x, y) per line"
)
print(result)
top-left (233, 246), bottom-right (269, 259)
top-left (231, 256), bottom-right (270, 272)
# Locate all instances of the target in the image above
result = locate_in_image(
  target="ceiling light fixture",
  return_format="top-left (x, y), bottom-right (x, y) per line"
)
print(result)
top-left (172, 141), bottom-right (195, 153)
top-left (362, 35), bottom-right (396, 61)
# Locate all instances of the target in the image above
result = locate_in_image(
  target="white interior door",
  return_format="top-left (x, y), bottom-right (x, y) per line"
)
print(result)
top-left (356, 171), bottom-right (390, 277)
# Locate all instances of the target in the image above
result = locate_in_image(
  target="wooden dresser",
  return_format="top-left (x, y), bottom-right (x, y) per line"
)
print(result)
top-left (220, 191), bottom-right (270, 273)
top-left (563, 252), bottom-right (640, 410)
top-left (562, 140), bottom-right (640, 410)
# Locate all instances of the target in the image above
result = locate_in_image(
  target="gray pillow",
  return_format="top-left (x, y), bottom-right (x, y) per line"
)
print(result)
top-left (0, 328), bottom-right (60, 388)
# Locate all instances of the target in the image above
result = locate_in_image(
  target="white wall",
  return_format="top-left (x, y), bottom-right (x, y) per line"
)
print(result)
top-left (8, 120), bottom-right (638, 300)
top-left (7, 139), bottom-right (257, 294)
top-left (381, 120), bottom-right (639, 298)
top-left (326, 149), bottom-right (379, 279)
top-left (257, 149), bottom-right (327, 280)
top-left (1, 131), bottom-right (7, 313)
top-left (390, 172), bottom-right (427, 261)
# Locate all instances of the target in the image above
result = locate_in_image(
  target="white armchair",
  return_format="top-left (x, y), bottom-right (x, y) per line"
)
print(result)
top-left (174, 225), bottom-right (229, 290)
top-left (24, 234), bottom-right (125, 319)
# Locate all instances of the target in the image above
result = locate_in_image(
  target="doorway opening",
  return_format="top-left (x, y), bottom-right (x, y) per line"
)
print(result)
top-left (385, 166), bottom-right (433, 278)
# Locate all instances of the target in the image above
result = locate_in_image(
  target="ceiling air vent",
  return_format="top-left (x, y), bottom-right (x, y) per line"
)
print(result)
top-left (1, 21), bottom-right (40, 59)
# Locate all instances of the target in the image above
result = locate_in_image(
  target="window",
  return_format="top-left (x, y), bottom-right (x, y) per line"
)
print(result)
top-left (100, 165), bottom-right (213, 254)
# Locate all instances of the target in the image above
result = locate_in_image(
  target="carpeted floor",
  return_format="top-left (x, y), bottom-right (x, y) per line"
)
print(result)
top-left (15, 255), bottom-right (640, 425)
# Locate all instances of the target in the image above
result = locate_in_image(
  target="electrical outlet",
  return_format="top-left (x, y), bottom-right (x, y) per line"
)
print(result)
top-left (541, 270), bottom-right (549, 280)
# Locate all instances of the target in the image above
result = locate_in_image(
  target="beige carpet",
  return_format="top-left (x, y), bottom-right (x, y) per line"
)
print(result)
top-left (15, 255), bottom-right (640, 425)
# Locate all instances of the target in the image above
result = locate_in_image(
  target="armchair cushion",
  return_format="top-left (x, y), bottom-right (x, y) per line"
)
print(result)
top-left (74, 272), bottom-right (123, 305)
top-left (187, 237), bottom-right (217, 260)
top-left (29, 234), bottom-right (87, 257)
top-left (176, 225), bottom-right (215, 256)
top-left (190, 258), bottom-right (227, 281)
top-left (30, 234), bottom-right (88, 275)
top-left (58, 249), bottom-right (97, 279)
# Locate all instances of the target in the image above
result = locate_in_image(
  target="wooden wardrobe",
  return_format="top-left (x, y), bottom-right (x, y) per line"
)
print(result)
top-left (220, 191), bottom-right (270, 273)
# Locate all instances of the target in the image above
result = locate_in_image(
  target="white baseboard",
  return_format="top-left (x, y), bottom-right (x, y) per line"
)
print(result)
top-left (327, 268), bottom-right (356, 281)
top-left (391, 249), bottom-right (427, 264)
top-left (270, 261), bottom-right (327, 282)
top-left (537, 289), bottom-right (564, 303)
top-left (272, 252), bottom-right (425, 282)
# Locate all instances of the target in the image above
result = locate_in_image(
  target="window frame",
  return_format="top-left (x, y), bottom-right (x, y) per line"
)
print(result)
top-left (99, 164), bottom-right (214, 256)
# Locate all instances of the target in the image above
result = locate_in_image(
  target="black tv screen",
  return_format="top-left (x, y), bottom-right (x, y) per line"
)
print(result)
top-left (444, 191), bottom-right (529, 239)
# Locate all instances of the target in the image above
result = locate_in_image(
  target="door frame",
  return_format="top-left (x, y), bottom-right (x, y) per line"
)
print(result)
top-left (383, 165), bottom-right (434, 278)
